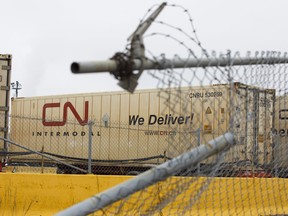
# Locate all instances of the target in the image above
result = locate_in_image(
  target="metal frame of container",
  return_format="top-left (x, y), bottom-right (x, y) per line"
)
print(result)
top-left (0, 54), bottom-right (12, 153)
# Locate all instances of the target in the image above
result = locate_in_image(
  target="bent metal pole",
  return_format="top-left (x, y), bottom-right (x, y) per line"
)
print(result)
top-left (56, 132), bottom-right (235, 216)
top-left (71, 56), bottom-right (288, 74)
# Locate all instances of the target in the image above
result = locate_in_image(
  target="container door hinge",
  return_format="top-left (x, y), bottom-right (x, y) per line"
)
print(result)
top-left (0, 127), bottom-right (8, 132)
top-left (0, 85), bottom-right (10, 91)
top-left (0, 106), bottom-right (9, 111)
top-left (1, 65), bottom-right (11, 70)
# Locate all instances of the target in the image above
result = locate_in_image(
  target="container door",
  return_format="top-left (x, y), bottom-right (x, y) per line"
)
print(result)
top-left (257, 90), bottom-right (274, 165)
top-left (274, 95), bottom-right (288, 170)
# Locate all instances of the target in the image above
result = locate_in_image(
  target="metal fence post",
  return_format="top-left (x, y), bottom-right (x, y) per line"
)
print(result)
top-left (88, 121), bottom-right (94, 174)
top-left (197, 127), bottom-right (201, 174)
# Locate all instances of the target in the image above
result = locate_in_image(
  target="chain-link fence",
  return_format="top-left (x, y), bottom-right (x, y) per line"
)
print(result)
top-left (2, 3), bottom-right (288, 215)
top-left (55, 2), bottom-right (288, 214)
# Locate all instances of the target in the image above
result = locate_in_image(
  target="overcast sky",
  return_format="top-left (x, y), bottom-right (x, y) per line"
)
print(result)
top-left (1, 0), bottom-right (288, 97)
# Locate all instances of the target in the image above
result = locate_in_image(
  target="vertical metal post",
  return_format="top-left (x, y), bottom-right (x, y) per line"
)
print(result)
top-left (244, 86), bottom-right (249, 160)
top-left (274, 136), bottom-right (279, 177)
top-left (226, 51), bottom-right (235, 161)
top-left (271, 93), bottom-right (277, 177)
top-left (41, 145), bottom-right (44, 174)
top-left (88, 121), bottom-right (94, 174)
top-left (263, 90), bottom-right (267, 165)
top-left (252, 90), bottom-right (259, 165)
top-left (197, 127), bottom-right (201, 174)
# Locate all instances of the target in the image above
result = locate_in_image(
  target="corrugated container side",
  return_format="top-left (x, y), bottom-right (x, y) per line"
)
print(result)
top-left (9, 83), bottom-right (274, 167)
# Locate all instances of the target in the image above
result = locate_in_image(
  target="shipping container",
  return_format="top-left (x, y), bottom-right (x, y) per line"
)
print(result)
top-left (0, 54), bottom-right (12, 152)
top-left (9, 82), bottom-right (275, 174)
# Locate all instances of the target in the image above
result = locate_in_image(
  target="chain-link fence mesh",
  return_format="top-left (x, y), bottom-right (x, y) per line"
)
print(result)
top-left (2, 3), bottom-right (288, 215)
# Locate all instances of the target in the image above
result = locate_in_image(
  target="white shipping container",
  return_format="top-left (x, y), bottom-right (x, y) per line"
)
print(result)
top-left (0, 54), bottom-right (12, 151)
top-left (9, 82), bottom-right (274, 167)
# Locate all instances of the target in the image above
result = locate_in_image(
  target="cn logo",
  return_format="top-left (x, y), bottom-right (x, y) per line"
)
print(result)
top-left (42, 101), bottom-right (89, 126)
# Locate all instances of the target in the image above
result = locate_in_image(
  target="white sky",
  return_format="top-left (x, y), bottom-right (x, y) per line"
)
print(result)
top-left (1, 0), bottom-right (288, 97)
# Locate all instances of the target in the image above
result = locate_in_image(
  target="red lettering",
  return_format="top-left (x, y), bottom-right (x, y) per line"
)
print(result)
top-left (42, 101), bottom-right (88, 126)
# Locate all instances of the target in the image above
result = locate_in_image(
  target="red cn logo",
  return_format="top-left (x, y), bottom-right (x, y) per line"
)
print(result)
top-left (42, 101), bottom-right (89, 126)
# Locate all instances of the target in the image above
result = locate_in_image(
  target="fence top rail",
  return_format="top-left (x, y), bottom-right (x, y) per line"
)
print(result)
top-left (72, 54), bottom-right (288, 74)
